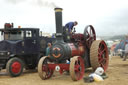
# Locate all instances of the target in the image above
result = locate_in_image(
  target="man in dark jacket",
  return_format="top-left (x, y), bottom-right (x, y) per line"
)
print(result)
top-left (63, 21), bottom-right (78, 42)
top-left (64, 21), bottom-right (78, 33)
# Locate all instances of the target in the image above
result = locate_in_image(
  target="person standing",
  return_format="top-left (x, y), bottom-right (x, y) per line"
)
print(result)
top-left (123, 41), bottom-right (128, 61)
top-left (46, 43), bottom-right (52, 57)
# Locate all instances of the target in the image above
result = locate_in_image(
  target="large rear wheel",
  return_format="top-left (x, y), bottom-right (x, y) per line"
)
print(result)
top-left (90, 40), bottom-right (109, 72)
top-left (70, 56), bottom-right (85, 81)
top-left (6, 57), bottom-right (24, 77)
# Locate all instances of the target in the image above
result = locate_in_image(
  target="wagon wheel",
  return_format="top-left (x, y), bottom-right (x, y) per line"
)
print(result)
top-left (90, 40), bottom-right (109, 72)
top-left (6, 57), bottom-right (24, 77)
top-left (70, 56), bottom-right (85, 81)
top-left (38, 56), bottom-right (53, 80)
top-left (84, 25), bottom-right (96, 48)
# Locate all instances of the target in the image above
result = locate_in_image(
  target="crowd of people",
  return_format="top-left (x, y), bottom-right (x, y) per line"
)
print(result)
top-left (109, 35), bottom-right (128, 61)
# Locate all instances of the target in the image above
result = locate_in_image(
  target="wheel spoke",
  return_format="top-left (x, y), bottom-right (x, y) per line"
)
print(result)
top-left (101, 63), bottom-right (106, 70)
top-left (102, 58), bottom-right (107, 64)
top-left (100, 49), bottom-right (105, 55)
top-left (86, 30), bottom-right (89, 35)
top-left (89, 28), bottom-right (92, 37)
top-left (98, 46), bottom-right (106, 56)
top-left (46, 70), bottom-right (50, 78)
top-left (99, 58), bottom-right (106, 65)
top-left (76, 72), bottom-right (80, 80)
top-left (99, 57), bottom-right (104, 63)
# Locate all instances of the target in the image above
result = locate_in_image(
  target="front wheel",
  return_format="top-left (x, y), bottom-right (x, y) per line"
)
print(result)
top-left (6, 57), bottom-right (24, 77)
top-left (70, 56), bottom-right (85, 81)
top-left (38, 56), bottom-right (53, 80)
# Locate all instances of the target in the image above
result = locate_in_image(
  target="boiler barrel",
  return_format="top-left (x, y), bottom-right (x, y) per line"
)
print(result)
top-left (68, 43), bottom-right (85, 57)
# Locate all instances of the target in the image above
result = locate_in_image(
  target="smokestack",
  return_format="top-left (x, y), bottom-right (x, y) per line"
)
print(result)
top-left (54, 8), bottom-right (63, 42)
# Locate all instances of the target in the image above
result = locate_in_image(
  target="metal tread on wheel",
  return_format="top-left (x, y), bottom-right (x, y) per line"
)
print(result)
top-left (90, 40), bottom-right (109, 72)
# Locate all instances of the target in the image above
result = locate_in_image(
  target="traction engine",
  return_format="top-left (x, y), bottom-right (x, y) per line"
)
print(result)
top-left (38, 8), bottom-right (109, 81)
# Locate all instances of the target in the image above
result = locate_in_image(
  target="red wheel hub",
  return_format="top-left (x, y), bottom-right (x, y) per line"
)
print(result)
top-left (74, 57), bottom-right (85, 80)
top-left (11, 62), bottom-right (21, 74)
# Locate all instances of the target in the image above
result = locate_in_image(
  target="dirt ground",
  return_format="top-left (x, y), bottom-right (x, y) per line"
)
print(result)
top-left (0, 56), bottom-right (128, 85)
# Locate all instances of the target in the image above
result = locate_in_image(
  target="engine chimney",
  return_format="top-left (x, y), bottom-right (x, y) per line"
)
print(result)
top-left (54, 8), bottom-right (63, 42)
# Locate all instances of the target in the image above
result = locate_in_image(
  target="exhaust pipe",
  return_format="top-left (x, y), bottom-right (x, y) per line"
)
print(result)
top-left (54, 8), bottom-right (63, 42)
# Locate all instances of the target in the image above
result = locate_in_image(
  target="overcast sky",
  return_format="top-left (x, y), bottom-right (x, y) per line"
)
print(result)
top-left (0, 0), bottom-right (128, 36)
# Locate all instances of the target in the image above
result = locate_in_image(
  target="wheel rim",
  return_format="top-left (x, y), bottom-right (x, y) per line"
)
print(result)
top-left (98, 41), bottom-right (108, 71)
top-left (84, 25), bottom-right (96, 48)
top-left (11, 62), bottom-right (21, 74)
top-left (38, 56), bottom-right (53, 80)
top-left (70, 56), bottom-right (85, 81)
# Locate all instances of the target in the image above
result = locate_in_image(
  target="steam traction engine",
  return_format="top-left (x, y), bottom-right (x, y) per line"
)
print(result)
top-left (38, 8), bottom-right (109, 81)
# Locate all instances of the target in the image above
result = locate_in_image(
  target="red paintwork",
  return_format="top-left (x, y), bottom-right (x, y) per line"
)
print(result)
top-left (69, 34), bottom-right (85, 57)
top-left (47, 64), bottom-right (70, 74)
top-left (68, 43), bottom-right (85, 57)
top-left (71, 33), bottom-right (84, 42)
top-left (11, 62), bottom-right (21, 74)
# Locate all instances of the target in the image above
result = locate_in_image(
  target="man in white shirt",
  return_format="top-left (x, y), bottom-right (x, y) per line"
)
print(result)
top-left (123, 41), bottom-right (128, 61)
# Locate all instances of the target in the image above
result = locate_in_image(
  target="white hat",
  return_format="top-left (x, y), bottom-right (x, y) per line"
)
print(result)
top-left (94, 67), bottom-right (104, 76)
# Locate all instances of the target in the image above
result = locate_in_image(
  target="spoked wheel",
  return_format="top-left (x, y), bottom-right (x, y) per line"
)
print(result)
top-left (38, 56), bottom-right (53, 80)
top-left (84, 25), bottom-right (96, 48)
top-left (70, 56), bottom-right (85, 81)
top-left (6, 57), bottom-right (24, 77)
top-left (90, 40), bottom-right (109, 72)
